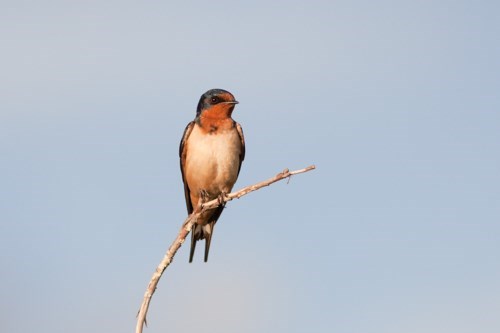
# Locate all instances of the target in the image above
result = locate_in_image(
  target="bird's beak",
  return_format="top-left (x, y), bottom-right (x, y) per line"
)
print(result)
top-left (224, 100), bottom-right (239, 105)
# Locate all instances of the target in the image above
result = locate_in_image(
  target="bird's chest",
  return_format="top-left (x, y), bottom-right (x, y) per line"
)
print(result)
top-left (185, 126), bottom-right (241, 195)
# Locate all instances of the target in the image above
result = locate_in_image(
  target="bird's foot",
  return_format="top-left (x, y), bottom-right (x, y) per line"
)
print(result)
top-left (199, 190), bottom-right (210, 204)
top-left (217, 192), bottom-right (229, 206)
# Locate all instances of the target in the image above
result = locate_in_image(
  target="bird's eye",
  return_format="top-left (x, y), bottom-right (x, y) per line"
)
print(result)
top-left (210, 97), bottom-right (219, 104)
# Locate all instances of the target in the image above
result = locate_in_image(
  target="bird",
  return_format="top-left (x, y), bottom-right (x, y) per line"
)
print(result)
top-left (179, 89), bottom-right (245, 262)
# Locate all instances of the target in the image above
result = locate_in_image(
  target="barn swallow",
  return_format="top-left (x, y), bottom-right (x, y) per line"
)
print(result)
top-left (179, 89), bottom-right (245, 262)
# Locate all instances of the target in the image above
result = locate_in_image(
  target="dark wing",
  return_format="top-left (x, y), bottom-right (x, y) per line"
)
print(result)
top-left (179, 121), bottom-right (195, 214)
top-left (235, 122), bottom-right (245, 176)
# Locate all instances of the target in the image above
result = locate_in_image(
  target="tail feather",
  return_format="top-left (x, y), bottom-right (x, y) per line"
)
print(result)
top-left (189, 223), bottom-right (212, 263)
top-left (188, 205), bottom-right (224, 263)
top-left (189, 222), bottom-right (215, 263)
top-left (189, 224), bottom-right (205, 263)
top-left (204, 227), bottom-right (213, 262)
top-left (189, 225), bottom-right (199, 263)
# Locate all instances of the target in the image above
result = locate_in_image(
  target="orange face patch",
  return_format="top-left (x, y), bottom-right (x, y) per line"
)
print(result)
top-left (202, 103), bottom-right (234, 119)
top-left (198, 112), bottom-right (234, 134)
top-left (219, 92), bottom-right (235, 102)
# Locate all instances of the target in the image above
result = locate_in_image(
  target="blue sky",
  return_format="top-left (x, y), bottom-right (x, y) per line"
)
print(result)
top-left (1, 1), bottom-right (500, 332)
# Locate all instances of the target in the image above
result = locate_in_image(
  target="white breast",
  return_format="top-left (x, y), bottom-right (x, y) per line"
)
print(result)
top-left (185, 125), bottom-right (242, 197)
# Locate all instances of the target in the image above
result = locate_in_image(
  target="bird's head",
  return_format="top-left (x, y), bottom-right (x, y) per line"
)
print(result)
top-left (196, 89), bottom-right (239, 119)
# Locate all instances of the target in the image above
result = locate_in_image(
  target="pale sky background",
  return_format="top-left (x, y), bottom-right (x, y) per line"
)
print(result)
top-left (1, 1), bottom-right (500, 332)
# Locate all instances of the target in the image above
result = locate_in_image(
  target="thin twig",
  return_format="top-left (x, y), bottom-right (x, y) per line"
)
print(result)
top-left (135, 165), bottom-right (316, 333)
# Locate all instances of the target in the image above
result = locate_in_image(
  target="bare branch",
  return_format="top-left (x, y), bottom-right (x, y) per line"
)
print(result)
top-left (135, 165), bottom-right (316, 333)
